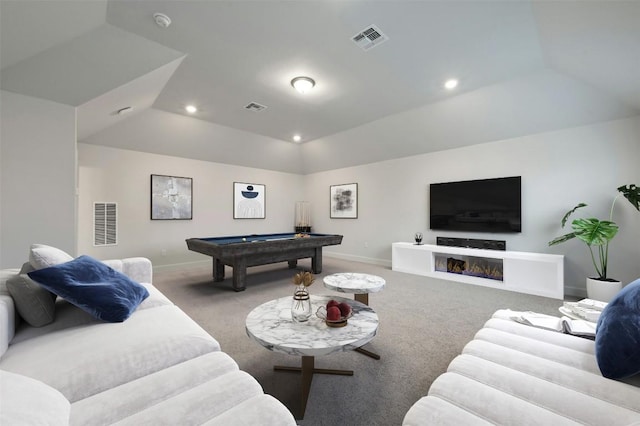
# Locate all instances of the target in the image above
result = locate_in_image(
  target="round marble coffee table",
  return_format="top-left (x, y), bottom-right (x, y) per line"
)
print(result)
top-left (323, 272), bottom-right (385, 359)
top-left (245, 295), bottom-right (378, 419)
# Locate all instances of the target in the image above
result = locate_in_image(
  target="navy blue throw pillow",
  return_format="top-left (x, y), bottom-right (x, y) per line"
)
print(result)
top-left (28, 255), bottom-right (149, 322)
top-left (595, 278), bottom-right (640, 379)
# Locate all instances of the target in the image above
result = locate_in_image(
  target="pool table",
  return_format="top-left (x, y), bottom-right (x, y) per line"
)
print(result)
top-left (185, 233), bottom-right (343, 291)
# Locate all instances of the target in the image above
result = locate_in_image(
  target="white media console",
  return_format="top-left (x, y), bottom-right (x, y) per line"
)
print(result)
top-left (391, 242), bottom-right (564, 299)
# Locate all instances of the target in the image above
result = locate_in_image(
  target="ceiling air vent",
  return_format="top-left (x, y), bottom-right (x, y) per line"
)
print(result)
top-left (94, 202), bottom-right (117, 246)
top-left (244, 102), bottom-right (267, 112)
top-left (352, 25), bottom-right (388, 51)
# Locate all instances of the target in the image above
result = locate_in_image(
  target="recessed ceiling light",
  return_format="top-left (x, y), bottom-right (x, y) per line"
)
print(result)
top-left (292, 135), bottom-right (302, 142)
top-left (291, 76), bottom-right (315, 94)
top-left (185, 105), bottom-right (197, 114)
top-left (444, 79), bottom-right (459, 90)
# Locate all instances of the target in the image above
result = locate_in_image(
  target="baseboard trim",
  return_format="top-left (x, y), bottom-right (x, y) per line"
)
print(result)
top-left (564, 284), bottom-right (587, 299)
top-left (152, 253), bottom-right (391, 272)
top-left (324, 251), bottom-right (391, 268)
top-left (153, 259), bottom-right (210, 272)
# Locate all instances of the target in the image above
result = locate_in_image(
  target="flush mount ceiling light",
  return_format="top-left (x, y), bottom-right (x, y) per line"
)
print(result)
top-left (291, 76), bottom-right (315, 94)
top-left (153, 13), bottom-right (171, 28)
top-left (444, 79), bottom-right (459, 90)
top-left (292, 134), bottom-right (302, 142)
top-left (185, 105), bottom-right (197, 114)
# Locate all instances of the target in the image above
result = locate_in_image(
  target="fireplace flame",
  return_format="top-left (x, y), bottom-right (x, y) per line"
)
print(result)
top-left (435, 255), bottom-right (503, 282)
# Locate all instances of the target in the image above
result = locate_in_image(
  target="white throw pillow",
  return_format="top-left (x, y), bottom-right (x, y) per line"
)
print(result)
top-left (29, 244), bottom-right (73, 270)
top-left (0, 370), bottom-right (70, 425)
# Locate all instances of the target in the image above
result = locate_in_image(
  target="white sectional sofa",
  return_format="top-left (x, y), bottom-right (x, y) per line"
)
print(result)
top-left (0, 250), bottom-right (296, 425)
top-left (403, 309), bottom-right (640, 425)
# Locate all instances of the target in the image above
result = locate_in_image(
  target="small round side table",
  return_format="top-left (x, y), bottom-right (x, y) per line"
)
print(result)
top-left (323, 272), bottom-right (385, 360)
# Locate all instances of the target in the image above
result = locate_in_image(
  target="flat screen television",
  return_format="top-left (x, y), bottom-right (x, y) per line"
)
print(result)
top-left (430, 176), bottom-right (521, 233)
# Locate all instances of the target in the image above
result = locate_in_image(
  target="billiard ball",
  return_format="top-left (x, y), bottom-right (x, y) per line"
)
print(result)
top-left (242, 237), bottom-right (246, 242)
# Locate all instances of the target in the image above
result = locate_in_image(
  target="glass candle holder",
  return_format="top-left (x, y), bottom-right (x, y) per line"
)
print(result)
top-left (291, 286), bottom-right (312, 322)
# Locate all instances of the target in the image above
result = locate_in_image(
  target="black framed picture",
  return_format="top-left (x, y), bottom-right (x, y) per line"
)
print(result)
top-left (234, 182), bottom-right (266, 219)
top-left (150, 174), bottom-right (193, 220)
top-left (330, 183), bottom-right (358, 219)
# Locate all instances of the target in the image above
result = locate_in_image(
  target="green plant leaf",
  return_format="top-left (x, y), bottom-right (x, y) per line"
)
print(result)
top-left (618, 184), bottom-right (640, 211)
top-left (548, 232), bottom-right (577, 246)
top-left (571, 218), bottom-right (618, 246)
top-left (561, 203), bottom-right (587, 227)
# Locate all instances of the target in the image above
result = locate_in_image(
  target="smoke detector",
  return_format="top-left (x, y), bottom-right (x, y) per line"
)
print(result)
top-left (153, 13), bottom-right (171, 28)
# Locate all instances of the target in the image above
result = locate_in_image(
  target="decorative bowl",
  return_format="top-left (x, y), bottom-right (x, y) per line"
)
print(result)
top-left (316, 305), bottom-right (353, 328)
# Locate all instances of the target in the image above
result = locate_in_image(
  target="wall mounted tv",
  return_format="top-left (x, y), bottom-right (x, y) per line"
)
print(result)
top-left (430, 176), bottom-right (522, 233)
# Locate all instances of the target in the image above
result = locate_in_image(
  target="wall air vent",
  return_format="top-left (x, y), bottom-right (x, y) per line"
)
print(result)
top-left (94, 202), bottom-right (117, 246)
top-left (244, 102), bottom-right (267, 112)
top-left (352, 25), bottom-right (388, 51)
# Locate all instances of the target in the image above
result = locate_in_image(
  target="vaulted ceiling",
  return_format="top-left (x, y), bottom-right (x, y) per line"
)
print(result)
top-left (1, 1), bottom-right (639, 162)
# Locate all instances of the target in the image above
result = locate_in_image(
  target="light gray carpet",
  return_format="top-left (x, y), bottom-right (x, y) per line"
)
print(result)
top-left (153, 257), bottom-right (563, 425)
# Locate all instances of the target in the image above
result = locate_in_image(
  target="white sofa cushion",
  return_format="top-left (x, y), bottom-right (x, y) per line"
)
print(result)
top-left (200, 395), bottom-right (301, 426)
top-left (102, 258), bottom-right (154, 284)
top-left (70, 351), bottom-right (240, 425)
top-left (402, 395), bottom-right (493, 426)
top-left (403, 310), bottom-right (640, 425)
top-left (29, 243), bottom-right (73, 270)
top-left (446, 353), bottom-right (640, 424)
top-left (0, 370), bottom-right (70, 426)
top-left (426, 372), bottom-right (583, 425)
top-left (70, 351), bottom-right (297, 426)
top-left (111, 371), bottom-right (266, 426)
top-left (10, 283), bottom-right (171, 345)
top-left (0, 269), bottom-right (19, 357)
top-left (0, 304), bottom-right (221, 402)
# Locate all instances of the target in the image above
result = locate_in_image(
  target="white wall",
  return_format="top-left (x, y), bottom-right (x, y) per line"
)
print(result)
top-left (0, 90), bottom-right (77, 267)
top-left (305, 116), bottom-right (640, 296)
top-left (77, 144), bottom-right (305, 266)
top-left (301, 70), bottom-right (637, 173)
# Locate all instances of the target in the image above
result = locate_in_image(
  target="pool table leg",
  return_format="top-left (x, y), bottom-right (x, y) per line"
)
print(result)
top-left (311, 248), bottom-right (322, 273)
top-left (232, 258), bottom-right (247, 292)
top-left (212, 258), bottom-right (225, 282)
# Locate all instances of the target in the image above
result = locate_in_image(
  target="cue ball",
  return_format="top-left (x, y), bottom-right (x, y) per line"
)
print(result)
top-left (242, 237), bottom-right (246, 242)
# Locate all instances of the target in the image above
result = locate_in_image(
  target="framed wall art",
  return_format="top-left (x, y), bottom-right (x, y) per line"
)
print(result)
top-left (330, 183), bottom-right (358, 219)
top-left (234, 182), bottom-right (265, 219)
top-left (150, 174), bottom-right (193, 220)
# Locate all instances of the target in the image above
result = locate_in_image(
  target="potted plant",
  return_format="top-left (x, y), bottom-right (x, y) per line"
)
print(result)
top-left (549, 184), bottom-right (639, 302)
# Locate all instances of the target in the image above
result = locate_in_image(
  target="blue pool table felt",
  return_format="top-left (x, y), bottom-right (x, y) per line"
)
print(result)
top-left (200, 233), bottom-right (332, 245)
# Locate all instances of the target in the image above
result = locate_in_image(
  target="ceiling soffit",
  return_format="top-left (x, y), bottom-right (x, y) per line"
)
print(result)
top-left (1, 23), bottom-right (184, 107)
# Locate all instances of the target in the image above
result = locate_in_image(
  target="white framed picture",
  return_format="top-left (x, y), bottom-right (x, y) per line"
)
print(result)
top-left (150, 174), bottom-right (193, 220)
top-left (234, 182), bottom-right (265, 219)
top-left (330, 183), bottom-right (358, 219)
